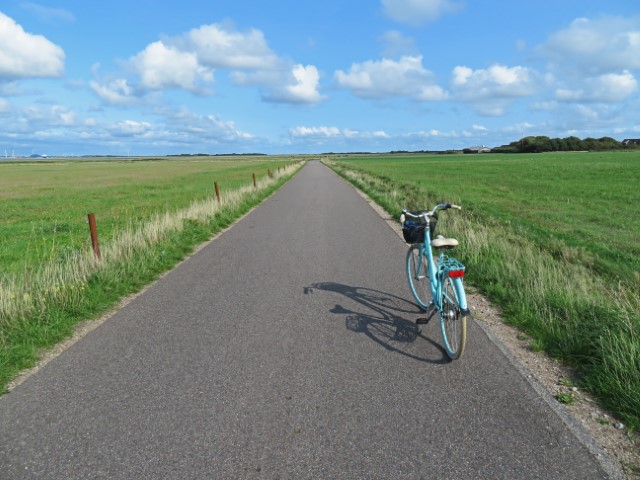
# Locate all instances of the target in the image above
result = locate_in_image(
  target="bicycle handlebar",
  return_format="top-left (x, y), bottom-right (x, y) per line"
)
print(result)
top-left (401, 203), bottom-right (462, 222)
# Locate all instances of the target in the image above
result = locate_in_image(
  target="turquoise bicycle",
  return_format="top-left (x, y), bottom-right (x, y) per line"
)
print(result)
top-left (401, 203), bottom-right (469, 359)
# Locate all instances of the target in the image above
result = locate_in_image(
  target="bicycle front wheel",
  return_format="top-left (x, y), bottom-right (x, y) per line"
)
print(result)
top-left (440, 277), bottom-right (467, 359)
top-left (406, 245), bottom-right (431, 309)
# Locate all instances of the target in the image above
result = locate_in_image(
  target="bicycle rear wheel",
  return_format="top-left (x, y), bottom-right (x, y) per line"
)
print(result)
top-left (440, 277), bottom-right (467, 359)
top-left (406, 245), bottom-right (431, 309)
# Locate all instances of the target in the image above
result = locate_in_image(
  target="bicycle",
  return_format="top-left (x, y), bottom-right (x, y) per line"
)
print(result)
top-left (400, 203), bottom-right (470, 359)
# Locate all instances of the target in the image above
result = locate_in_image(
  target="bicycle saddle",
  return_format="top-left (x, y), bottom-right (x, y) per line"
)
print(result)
top-left (431, 235), bottom-right (458, 249)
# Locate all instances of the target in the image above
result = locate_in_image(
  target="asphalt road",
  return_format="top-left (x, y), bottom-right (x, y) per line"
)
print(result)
top-left (0, 161), bottom-right (616, 479)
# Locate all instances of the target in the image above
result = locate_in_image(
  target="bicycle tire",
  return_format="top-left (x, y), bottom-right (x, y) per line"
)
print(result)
top-left (440, 276), bottom-right (467, 359)
top-left (406, 245), bottom-right (431, 309)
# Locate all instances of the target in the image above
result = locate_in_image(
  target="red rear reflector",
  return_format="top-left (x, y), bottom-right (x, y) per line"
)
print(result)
top-left (448, 270), bottom-right (465, 278)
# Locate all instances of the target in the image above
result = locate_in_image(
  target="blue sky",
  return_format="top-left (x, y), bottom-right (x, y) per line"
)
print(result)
top-left (1, 0), bottom-right (639, 155)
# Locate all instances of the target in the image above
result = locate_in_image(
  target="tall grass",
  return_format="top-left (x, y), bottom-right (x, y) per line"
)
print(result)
top-left (1, 158), bottom-right (295, 275)
top-left (327, 160), bottom-right (640, 431)
top-left (0, 163), bottom-right (302, 389)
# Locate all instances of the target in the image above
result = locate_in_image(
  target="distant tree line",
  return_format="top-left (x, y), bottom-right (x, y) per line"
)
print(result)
top-left (492, 136), bottom-right (639, 153)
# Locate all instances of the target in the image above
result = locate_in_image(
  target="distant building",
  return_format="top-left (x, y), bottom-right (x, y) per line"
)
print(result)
top-left (463, 145), bottom-right (492, 154)
top-left (29, 154), bottom-right (48, 158)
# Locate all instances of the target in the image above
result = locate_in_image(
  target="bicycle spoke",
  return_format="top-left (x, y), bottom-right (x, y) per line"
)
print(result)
top-left (440, 277), bottom-right (467, 359)
top-left (406, 246), bottom-right (431, 308)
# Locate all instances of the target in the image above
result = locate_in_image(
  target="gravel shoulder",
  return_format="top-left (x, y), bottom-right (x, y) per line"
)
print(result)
top-left (350, 176), bottom-right (640, 479)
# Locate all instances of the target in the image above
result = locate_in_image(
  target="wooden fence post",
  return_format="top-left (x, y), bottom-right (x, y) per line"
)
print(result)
top-left (214, 182), bottom-right (221, 202)
top-left (253, 173), bottom-right (256, 188)
top-left (87, 213), bottom-right (101, 259)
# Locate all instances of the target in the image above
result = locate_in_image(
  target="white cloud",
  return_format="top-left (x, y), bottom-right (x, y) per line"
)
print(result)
top-left (131, 41), bottom-right (213, 93)
top-left (0, 12), bottom-right (64, 79)
top-left (405, 129), bottom-right (458, 138)
top-left (555, 71), bottom-right (637, 103)
top-left (462, 125), bottom-right (491, 140)
top-left (372, 130), bottom-right (390, 138)
top-left (417, 85), bottom-right (448, 101)
top-left (290, 126), bottom-right (342, 138)
top-left (290, 126), bottom-right (390, 140)
top-left (271, 64), bottom-right (324, 104)
top-left (451, 64), bottom-right (541, 115)
top-left (90, 22), bottom-right (321, 105)
top-left (162, 107), bottom-right (254, 142)
top-left (539, 16), bottom-right (640, 75)
top-left (90, 78), bottom-right (137, 105)
top-left (97, 109), bottom-right (254, 147)
top-left (232, 64), bottom-right (325, 104)
top-left (452, 64), bottom-right (537, 94)
top-left (0, 96), bottom-right (256, 153)
top-left (23, 105), bottom-right (77, 126)
top-left (537, 100), bottom-right (636, 137)
top-left (461, 124), bottom-right (490, 138)
top-left (382, 0), bottom-right (463, 25)
top-left (184, 22), bottom-right (323, 104)
top-left (285, 64), bottom-right (324, 103)
top-left (185, 23), bottom-right (279, 70)
top-left (110, 120), bottom-right (153, 136)
top-left (335, 55), bottom-right (448, 101)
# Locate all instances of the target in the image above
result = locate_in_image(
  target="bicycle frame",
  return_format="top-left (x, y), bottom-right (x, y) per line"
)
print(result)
top-left (410, 219), bottom-right (468, 315)
top-left (403, 204), bottom-right (469, 358)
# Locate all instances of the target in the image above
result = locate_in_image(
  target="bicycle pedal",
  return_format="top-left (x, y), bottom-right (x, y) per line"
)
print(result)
top-left (416, 317), bottom-right (430, 325)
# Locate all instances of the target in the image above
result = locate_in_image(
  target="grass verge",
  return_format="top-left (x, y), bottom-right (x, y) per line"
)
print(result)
top-left (0, 162), bottom-right (303, 392)
top-left (325, 159), bottom-right (640, 432)
top-left (1, 158), bottom-right (295, 275)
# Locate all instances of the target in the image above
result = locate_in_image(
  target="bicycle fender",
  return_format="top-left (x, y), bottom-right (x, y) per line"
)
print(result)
top-left (452, 277), bottom-right (468, 312)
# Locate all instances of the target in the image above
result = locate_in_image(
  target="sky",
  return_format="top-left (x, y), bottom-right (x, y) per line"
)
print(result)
top-left (1, 0), bottom-right (639, 156)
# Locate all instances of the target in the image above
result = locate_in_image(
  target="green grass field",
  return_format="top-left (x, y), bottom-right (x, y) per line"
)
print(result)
top-left (0, 156), bottom-right (300, 391)
top-left (334, 152), bottom-right (640, 281)
top-left (327, 151), bottom-right (640, 432)
top-left (1, 157), bottom-right (292, 275)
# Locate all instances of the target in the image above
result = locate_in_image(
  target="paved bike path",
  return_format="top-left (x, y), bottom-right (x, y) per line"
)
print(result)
top-left (0, 161), bottom-right (614, 479)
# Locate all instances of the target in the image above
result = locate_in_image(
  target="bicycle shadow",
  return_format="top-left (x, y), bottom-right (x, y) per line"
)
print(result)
top-left (305, 282), bottom-right (449, 365)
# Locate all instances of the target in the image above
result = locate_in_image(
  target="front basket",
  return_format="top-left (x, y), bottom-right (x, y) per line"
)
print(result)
top-left (402, 219), bottom-right (436, 244)
top-left (402, 221), bottom-right (426, 244)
